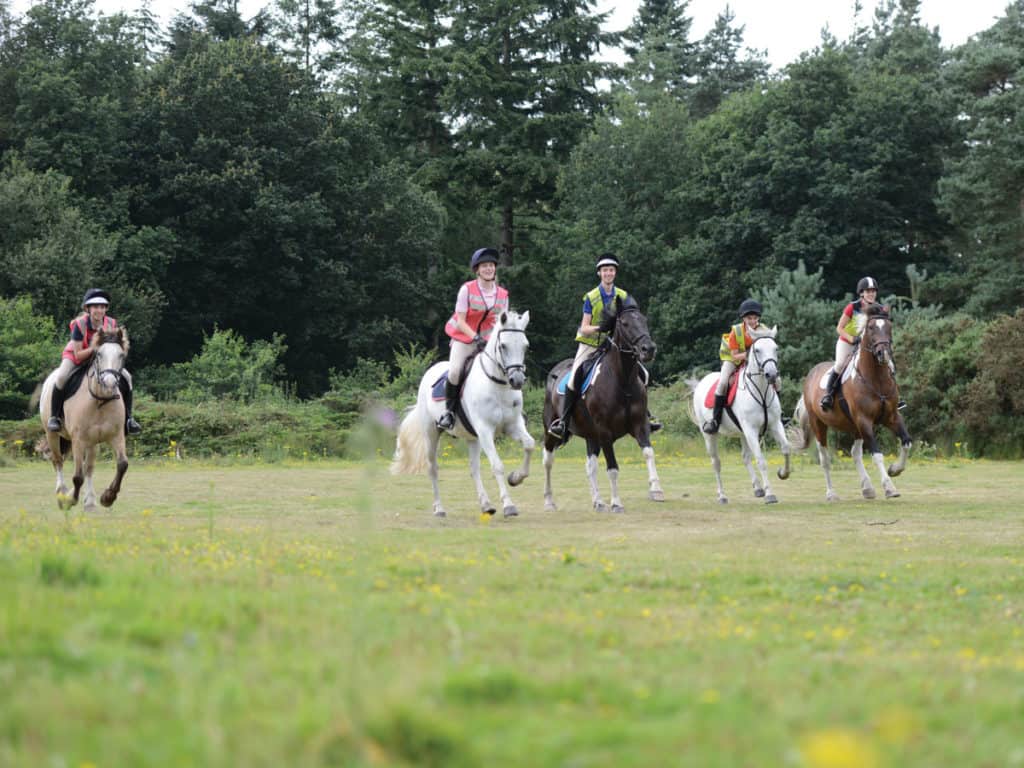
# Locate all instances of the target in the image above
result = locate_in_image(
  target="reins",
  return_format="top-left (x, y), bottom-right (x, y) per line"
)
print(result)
top-left (476, 327), bottom-right (527, 385)
top-left (739, 336), bottom-right (779, 439)
top-left (87, 343), bottom-right (126, 406)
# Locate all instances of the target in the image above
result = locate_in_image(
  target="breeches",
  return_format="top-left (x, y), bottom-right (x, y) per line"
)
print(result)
top-left (447, 340), bottom-right (475, 385)
top-left (567, 343), bottom-right (599, 391)
top-left (715, 361), bottom-right (738, 396)
top-left (833, 339), bottom-right (855, 373)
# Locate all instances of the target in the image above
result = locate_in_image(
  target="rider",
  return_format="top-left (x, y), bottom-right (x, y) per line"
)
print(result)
top-left (436, 247), bottom-right (509, 431)
top-left (47, 288), bottom-right (141, 435)
top-left (702, 298), bottom-right (774, 434)
top-left (547, 253), bottom-right (661, 440)
top-left (820, 276), bottom-right (905, 411)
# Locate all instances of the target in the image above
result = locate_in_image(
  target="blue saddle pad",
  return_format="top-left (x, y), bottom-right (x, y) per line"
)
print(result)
top-left (431, 372), bottom-right (448, 401)
top-left (556, 363), bottom-right (598, 396)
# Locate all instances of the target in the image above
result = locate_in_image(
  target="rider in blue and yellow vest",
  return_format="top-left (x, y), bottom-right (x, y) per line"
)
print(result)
top-left (547, 253), bottom-right (661, 439)
top-left (702, 298), bottom-right (772, 434)
top-left (436, 248), bottom-right (510, 431)
top-left (47, 288), bottom-right (141, 435)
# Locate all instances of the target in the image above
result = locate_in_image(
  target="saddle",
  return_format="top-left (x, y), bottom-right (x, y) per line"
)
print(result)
top-left (704, 367), bottom-right (743, 408)
top-left (61, 363), bottom-right (90, 399)
top-left (554, 351), bottom-right (603, 396)
top-left (430, 355), bottom-right (480, 436)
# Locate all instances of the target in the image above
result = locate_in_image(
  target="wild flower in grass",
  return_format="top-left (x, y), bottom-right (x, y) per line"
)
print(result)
top-left (954, 585), bottom-right (968, 597)
top-left (799, 728), bottom-right (878, 768)
top-left (700, 689), bottom-right (720, 704)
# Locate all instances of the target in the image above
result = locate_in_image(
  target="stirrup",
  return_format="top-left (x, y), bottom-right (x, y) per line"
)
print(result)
top-left (547, 418), bottom-right (567, 438)
top-left (897, 400), bottom-right (907, 411)
top-left (649, 420), bottom-right (663, 433)
top-left (47, 416), bottom-right (63, 432)
top-left (126, 418), bottom-right (142, 435)
top-left (702, 419), bottom-right (719, 435)
top-left (436, 410), bottom-right (455, 430)
top-left (820, 395), bottom-right (834, 412)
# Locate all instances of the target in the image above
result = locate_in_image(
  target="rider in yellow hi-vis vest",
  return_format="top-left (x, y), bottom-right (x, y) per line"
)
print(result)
top-left (547, 253), bottom-right (661, 440)
top-left (820, 276), bottom-right (906, 412)
top-left (702, 298), bottom-right (774, 434)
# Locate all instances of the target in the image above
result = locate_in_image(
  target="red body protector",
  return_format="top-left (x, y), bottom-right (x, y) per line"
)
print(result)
top-left (63, 314), bottom-right (118, 364)
top-left (444, 281), bottom-right (509, 343)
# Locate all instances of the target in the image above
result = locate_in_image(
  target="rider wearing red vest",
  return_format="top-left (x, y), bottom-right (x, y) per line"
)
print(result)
top-left (436, 248), bottom-right (510, 431)
top-left (47, 288), bottom-right (141, 435)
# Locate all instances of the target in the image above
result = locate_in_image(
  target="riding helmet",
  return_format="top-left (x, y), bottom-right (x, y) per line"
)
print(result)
top-left (856, 276), bottom-right (879, 294)
top-left (595, 253), bottom-right (619, 271)
top-left (738, 298), bottom-right (763, 317)
top-left (82, 288), bottom-right (111, 307)
top-left (470, 247), bottom-right (499, 271)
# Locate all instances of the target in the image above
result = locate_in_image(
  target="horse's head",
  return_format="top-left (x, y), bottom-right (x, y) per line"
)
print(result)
top-left (611, 296), bottom-right (656, 362)
top-left (861, 305), bottom-right (893, 369)
top-left (489, 310), bottom-right (529, 390)
top-left (748, 332), bottom-right (780, 386)
top-left (90, 327), bottom-right (129, 398)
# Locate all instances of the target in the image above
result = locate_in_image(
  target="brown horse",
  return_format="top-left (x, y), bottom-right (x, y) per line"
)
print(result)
top-left (791, 304), bottom-right (912, 500)
top-left (39, 328), bottom-right (131, 512)
top-left (542, 296), bottom-right (664, 513)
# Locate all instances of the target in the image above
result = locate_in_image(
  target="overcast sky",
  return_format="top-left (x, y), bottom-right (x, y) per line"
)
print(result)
top-left (9, 0), bottom-right (1012, 71)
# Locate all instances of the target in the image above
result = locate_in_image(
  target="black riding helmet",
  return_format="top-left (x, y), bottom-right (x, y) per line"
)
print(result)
top-left (738, 298), bottom-right (762, 318)
top-left (470, 247), bottom-right (499, 271)
top-left (82, 288), bottom-right (111, 307)
top-left (856, 276), bottom-right (879, 294)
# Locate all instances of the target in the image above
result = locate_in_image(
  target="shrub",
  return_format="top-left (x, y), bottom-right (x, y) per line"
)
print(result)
top-left (961, 309), bottom-right (1024, 457)
top-left (0, 296), bottom-right (61, 419)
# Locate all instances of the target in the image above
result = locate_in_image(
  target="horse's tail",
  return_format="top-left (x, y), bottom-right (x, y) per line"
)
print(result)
top-left (787, 396), bottom-right (812, 451)
top-left (390, 402), bottom-right (430, 475)
top-left (683, 377), bottom-right (702, 425)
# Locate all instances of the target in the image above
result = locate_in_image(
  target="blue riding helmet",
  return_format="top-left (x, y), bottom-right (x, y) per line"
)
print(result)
top-left (738, 298), bottom-right (762, 317)
top-left (857, 276), bottom-right (879, 294)
top-left (82, 288), bottom-right (111, 307)
top-left (470, 247), bottom-right (499, 271)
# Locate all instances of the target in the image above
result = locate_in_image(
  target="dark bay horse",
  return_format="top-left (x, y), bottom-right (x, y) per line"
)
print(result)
top-left (542, 296), bottom-right (664, 513)
top-left (791, 304), bottom-right (912, 500)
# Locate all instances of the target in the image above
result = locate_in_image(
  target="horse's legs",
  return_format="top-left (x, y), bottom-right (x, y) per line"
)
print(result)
top-left (742, 425), bottom-right (777, 504)
top-left (506, 414), bottom-right (535, 487)
top-left (47, 432), bottom-right (72, 508)
top-left (738, 433), bottom-right (764, 498)
top-left (602, 442), bottom-right (624, 514)
top-left (809, 414), bottom-right (838, 501)
top-left (542, 446), bottom-right (558, 512)
top-left (425, 427), bottom-right (445, 517)
top-left (82, 444), bottom-right (98, 512)
top-left (476, 428), bottom-right (518, 517)
top-left (634, 433), bottom-right (664, 502)
top-left (850, 439), bottom-right (876, 499)
top-left (703, 434), bottom-right (728, 504)
top-left (467, 440), bottom-right (495, 515)
top-left (100, 436), bottom-right (129, 508)
top-left (768, 415), bottom-right (792, 481)
top-left (887, 414), bottom-right (913, 477)
top-left (861, 426), bottom-right (900, 498)
top-left (584, 438), bottom-right (606, 512)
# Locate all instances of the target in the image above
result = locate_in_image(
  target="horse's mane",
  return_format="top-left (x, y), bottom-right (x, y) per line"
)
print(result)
top-left (597, 296), bottom-right (639, 334)
top-left (866, 304), bottom-right (890, 319)
top-left (93, 326), bottom-right (129, 353)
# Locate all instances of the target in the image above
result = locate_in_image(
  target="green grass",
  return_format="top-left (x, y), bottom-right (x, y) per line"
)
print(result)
top-left (1, 448), bottom-right (1023, 767)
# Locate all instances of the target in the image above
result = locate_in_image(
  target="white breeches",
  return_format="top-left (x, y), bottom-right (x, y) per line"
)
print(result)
top-left (715, 360), bottom-right (738, 396)
top-left (568, 343), bottom-right (599, 391)
top-left (447, 340), bottom-right (476, 385)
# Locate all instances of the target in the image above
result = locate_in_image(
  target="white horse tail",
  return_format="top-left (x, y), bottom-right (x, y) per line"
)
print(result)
top-left (391, 403), bottom-right (430, 475)
top-left (683, 377), bottom-right (701, 423)
top-left (787, 396), bottom-right (811, 451)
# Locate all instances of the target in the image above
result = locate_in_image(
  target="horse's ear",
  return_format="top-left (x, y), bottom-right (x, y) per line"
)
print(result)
top-left (770, 325), bottom-right (778, 338)
top-left (521, 310), bottom-right (530, 327)
top-left (500, 311), bottom-right (508, 325)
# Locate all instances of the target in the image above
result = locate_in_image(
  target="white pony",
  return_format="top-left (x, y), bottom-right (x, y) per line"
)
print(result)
top-left (689, 331), bottom-right (792, 504)
top-left (391, 310), bottom-right (535, 518)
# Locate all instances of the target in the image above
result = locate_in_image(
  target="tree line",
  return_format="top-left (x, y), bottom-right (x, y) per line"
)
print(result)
top-left (1, 0), bottom-right (1022, 452)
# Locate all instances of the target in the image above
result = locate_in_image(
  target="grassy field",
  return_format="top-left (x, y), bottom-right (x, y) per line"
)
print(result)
top-left (1, 446), bottom-right (1023, 767)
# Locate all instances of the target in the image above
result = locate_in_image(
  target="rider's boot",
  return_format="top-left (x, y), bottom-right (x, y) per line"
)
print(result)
top-left (436, 380), bottom-right (459, 431)
top-left (121, 380), bottom-right (141, 435)
top-left (702, 394), bottom-right (725, 434)
top-left (820, 370), bottom-right (840, 411)
top-left (648, 410), bottom-right (663, 433)
top-left (548, 387), bottom-right (579, 440)
top-left (47, 386), bottom-right (66, 432)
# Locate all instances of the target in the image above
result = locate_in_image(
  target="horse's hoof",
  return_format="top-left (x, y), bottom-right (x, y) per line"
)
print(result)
top-left (84, 503), bottom-right (96, 514)
top-left (862, 488), bottom-right (877, 500)
top-left (503, 506), bottom-right (519, 518)
top-left (649, 490), bottom-right (665, 502)
top-left (611, 504), bottom-right (625, 514)
top-left (56, 493), bottom-right (74, 511)
top-left (777, 469), bottom-right (790, 480)
top-left (594, 502), bottom-right (607, 513)
top-left (718, 497), bottom-right (729, 505)
top-left (888, 465), bottom-right (903, 477)
top-left (885, 489), bottom-right (901, 499)
top-left (433, 509), bottom-right (446, 518)
top-left (482, 505), bottom-right (496, 516)
top-left (765, 495), bottom-right (779, 504)
top-left (508, 471), bottom-right (525, 487)
top-left (826, 493), bottom-right (840, 502)
top-left (754, 488), bottom-right (766, 498)
top-left (100, 492), bottom-right (116, 507)
top-left (544, 500), bottom-right (557, 512)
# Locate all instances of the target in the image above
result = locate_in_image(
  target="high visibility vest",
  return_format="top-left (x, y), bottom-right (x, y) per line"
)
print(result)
top-left (576, 286), bottom-right (628, 347)
top-left (842, 300), bottom-right (869, 338)
top-left (719, 323), bottom-right (751, 362)
top-left (63, 314), bottom-right (117, 363)
top-left (445, 280), bottom-right (509, 343)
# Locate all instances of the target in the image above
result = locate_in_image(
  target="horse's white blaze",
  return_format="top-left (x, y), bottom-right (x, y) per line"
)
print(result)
top-left (391, 311), bottom-right (534, 517)
top-left (689, 336), bottom-right (791, 504)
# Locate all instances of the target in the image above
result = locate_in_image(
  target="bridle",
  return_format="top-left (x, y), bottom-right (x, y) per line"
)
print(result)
top-left (607, 306), bottom-right (654, 360)
top-left (742, 336), bottom-right (780, 437)
top-left (87, 341), bottom-right (125, 405)
top-left (478, 327), bottom-right (527, 385)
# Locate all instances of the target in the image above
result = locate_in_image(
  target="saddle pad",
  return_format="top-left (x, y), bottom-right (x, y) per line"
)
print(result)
top-left (431, 372), bottom-right (448, 400)
top-left (816, 358), bottom-right (858, 389)
top-left (704, 368), bottom-right (742, 408)
top-left (556, 360), bottom-right (600, 396)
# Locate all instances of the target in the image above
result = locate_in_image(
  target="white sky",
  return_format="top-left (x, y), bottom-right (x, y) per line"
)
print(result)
top-left (9, 0), bottom-right (1012, 71)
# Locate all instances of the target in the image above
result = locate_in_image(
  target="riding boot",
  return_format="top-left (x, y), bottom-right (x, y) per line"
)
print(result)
top-left (47, 386), bottom-right (65, 432)
top-left (121, 382), bottom-right (141, 435)
top-left (647, 410), bottom-right (662, 433)
top-left (820, 370), bottom-right (840, 411)
top-left (702, 394), bottom-right (726, 434)
top-left (548, 388), bottom-right (579, 439)
top-left (436, 381), bottom-right (459, 431)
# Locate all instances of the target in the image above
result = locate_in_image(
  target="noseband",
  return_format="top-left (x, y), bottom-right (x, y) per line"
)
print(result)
top-left (609, 307), bottom-right (653, 358)
top-left (88, 345), bottom-right (125, 404)
top-left (479, 327), bottom-right (527, 385)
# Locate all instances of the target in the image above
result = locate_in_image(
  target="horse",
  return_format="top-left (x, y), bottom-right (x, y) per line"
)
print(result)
top-left (391, 310), bottom-right (534, 518)
top-left (688, 330), bottom-right (792, 504)
top-left (790, 304), bottom-right (912, 500)
top-left (542, 296), bottom-right (664, 514)
top-left (38, 327), bottom-right (131, 512)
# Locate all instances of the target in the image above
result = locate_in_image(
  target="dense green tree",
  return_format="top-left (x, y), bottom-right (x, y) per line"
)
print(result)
top-left (687, 8), bottom-right (769, 118)
top-left (272, 0), bottom-right (342, 75)
top-left (0, 296), bottom-right (61, 418)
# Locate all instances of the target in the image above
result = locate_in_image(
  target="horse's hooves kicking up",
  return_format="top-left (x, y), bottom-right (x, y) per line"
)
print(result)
top-left (649, 490), bottom-right (665, 502)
